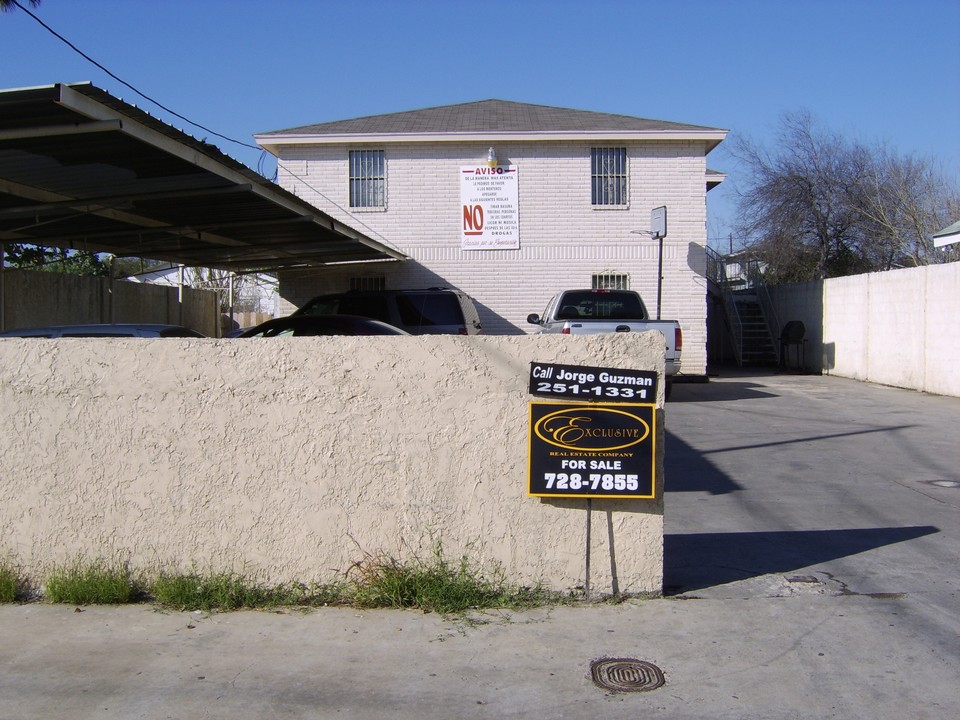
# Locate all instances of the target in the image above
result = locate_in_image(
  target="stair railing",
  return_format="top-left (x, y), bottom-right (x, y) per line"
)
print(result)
top-left (705, 246), bottom-right (744, 365)
top-left (746, 260), bottom-right (782, 364)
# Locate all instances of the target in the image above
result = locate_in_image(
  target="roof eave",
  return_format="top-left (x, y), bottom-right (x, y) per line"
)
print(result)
top-left (256, 130), bottom-right (729, 155)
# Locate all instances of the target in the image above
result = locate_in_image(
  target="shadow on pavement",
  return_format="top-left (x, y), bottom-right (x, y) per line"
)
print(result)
top-left (664, 431), bottom-right (742, 494)
top-left (663, 525), bottom-right (940, 595)
top-left (669, 380), bottom-right (778, 403)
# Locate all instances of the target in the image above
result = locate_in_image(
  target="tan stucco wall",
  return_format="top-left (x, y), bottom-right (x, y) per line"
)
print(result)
top-left (0, 334), bottom-right (665, 594)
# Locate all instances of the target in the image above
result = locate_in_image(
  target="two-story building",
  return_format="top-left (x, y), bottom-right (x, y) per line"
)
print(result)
top-left (256, 100), bottom-right (726, 374)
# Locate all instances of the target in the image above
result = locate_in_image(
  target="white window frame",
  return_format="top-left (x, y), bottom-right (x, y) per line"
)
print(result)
top-left (349, 149), bottom-right (386, 209)
top-left (591, 147), bottom-right (628, 207)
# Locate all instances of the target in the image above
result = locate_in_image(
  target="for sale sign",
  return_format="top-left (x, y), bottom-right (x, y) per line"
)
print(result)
top-left (460, 164), bottom-right (519, 249)
top-left (528, 402), bottom-right (656, 499)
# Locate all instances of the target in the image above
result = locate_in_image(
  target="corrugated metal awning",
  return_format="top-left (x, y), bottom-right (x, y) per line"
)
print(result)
top-left (0, 83), bottom-right (406, 271)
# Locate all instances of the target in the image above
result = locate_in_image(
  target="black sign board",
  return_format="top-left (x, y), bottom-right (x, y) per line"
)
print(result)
top-left (528, 402), bottom-right (656, 499)
top-left (529, 362), bottom-right (658, 402)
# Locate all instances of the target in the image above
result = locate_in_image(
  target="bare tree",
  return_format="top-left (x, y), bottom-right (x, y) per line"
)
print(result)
top-left (0, 1), bottom-right (41, 12)
top-left (856, 147), bottom-right (959, 269)
top-left (732, 111), bottom-right (959, 281)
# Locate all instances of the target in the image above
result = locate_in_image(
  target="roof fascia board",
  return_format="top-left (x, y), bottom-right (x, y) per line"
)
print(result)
top-left (257, 130), bottom-right (728, 155)
top-left (0, 119), bottom-right (121, 142)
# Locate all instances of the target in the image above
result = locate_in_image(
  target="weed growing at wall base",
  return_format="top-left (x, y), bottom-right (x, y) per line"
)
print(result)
top-left (1, 562), bottom-right (27, 602)
top-left (2, 549), bottom-right (572, 612)
top-left (347, 546), bottom-right (560, 613)
top-left (151, 572), bottom-right (344, 612)
top-left (44, 560), bottom-right (142, 605)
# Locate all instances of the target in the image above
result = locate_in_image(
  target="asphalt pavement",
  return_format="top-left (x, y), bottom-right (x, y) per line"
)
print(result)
top-left (2, 369), bottom-right (958, 719)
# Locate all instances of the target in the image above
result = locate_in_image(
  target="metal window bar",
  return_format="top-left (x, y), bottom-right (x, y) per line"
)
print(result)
top-left (592, 272), bottom-right (630, 290)
top-left (349, 150), bottom-right (385, 208)
top-left (350, 276), bottom-right (386, 291)
top-left (591, 148), bottom-right (627, 205)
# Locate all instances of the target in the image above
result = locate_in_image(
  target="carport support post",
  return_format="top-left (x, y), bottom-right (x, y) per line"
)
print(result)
top-left (0, 242), bottom-right (5, 331)
top-left (228, 272), bottom-right (235, 331)
top-left (178, 264), bottom-right (184, 325)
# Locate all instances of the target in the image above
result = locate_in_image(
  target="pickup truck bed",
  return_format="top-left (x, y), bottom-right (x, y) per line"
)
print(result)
top-left (527, 289), bottom-right (682, 378)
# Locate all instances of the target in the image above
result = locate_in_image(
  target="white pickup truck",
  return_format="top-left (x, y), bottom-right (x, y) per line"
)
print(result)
top-left (526, 288), bottom-right (683, 382)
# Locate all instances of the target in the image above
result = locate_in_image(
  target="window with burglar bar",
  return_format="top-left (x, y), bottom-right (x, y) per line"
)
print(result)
top-left (349, 150), bottom-right (385, 208)
top-left (591, 147), bottom-right (628, 206)
top-left (592, 272), bottom-right (630, 290)
top-left (350, 276), bottom-right (386, 291)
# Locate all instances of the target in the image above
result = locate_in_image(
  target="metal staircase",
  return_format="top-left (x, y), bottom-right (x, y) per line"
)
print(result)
top-left (731, 292), bottom-right (778, 365)
top-left (706, 247), bottom-right (780, 367)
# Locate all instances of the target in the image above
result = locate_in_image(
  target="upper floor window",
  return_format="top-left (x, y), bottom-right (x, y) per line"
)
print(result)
top-left (591, 147), bottom-right (628, 206)
top-left (349, 150), bottom-right (385, 208)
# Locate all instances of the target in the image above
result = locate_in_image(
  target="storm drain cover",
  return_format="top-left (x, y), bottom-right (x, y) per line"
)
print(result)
top-left (590, 657), bottom-right (665, 692)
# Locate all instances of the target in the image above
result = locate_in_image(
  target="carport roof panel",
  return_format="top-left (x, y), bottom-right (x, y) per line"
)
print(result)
top-left (0, 83), bottom-right (405, 271)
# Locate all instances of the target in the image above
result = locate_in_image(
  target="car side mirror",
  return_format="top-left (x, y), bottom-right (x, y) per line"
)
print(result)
top-left (526, 314), bottom-right (541, 325)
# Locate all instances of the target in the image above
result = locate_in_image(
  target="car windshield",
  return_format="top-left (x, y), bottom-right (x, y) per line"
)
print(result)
top-left (556, 291), bottom-right (646, 320)
top-left (297, 295), bottom-right (392, 323)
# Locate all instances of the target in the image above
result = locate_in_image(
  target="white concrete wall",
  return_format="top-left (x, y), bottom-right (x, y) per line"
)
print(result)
top-left (766, 262), bottom-right (960, 397)
top-left (0, 334), bottom-right (666, 595)
top-left (276, 140), bottom-right (712, 374)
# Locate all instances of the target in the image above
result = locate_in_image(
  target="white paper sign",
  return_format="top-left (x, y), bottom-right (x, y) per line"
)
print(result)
top-left (460, 165), bottom-right (519, 250)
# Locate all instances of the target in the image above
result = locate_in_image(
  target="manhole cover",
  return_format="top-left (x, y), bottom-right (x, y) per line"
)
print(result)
top-left (590, 657), bottom-right (665, 692)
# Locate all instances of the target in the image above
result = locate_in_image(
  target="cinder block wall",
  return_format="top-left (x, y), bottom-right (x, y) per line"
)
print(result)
top-left (0, 334), bottom-right (666, 594)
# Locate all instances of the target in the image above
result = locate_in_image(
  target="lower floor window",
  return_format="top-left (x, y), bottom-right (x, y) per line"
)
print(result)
top-left (592, 272), bottom-right (630, 290)
top-left (350, 276), bottom-right (386, 291)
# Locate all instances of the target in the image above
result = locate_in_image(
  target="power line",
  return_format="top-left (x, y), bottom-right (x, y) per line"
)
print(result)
top-left (11, 0), bottom-right (260, 152)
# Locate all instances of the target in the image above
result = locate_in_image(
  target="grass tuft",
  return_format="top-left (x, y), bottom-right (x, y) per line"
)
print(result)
top-left (5, 546), bottom-right (570, 612)
top-left (44, 560), bottom-right (140, 605)
top-left (150, 571), bottom-right (344, 611)
top-left (346, 545), bottom-right (557, 613)
top-left (1, 562), bottom-right (26, 602)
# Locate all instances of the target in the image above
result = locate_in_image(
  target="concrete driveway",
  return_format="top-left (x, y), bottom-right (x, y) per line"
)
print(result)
top-left (1, 370), bottom-right (958, 719)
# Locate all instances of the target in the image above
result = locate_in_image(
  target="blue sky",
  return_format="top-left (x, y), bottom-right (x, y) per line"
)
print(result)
top-left (2, 0), bottom-right (958, 250)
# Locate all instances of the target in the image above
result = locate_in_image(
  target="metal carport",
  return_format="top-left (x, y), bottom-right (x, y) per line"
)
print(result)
top-left (0, 82), bottom-right (406, 271)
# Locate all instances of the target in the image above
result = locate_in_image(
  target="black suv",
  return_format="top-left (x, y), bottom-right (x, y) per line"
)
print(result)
top-left (294, 288), bottom-right (482, 335)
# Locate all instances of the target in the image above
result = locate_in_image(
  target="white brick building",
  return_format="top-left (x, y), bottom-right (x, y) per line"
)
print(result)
top-left (256, 100), bottom-right (726, 374)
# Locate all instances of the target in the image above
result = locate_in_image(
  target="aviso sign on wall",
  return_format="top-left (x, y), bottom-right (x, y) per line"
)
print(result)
top-left (528, 402), bottom-right (656, 499)
top-left (460, 164), bottom-right (519, 250)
